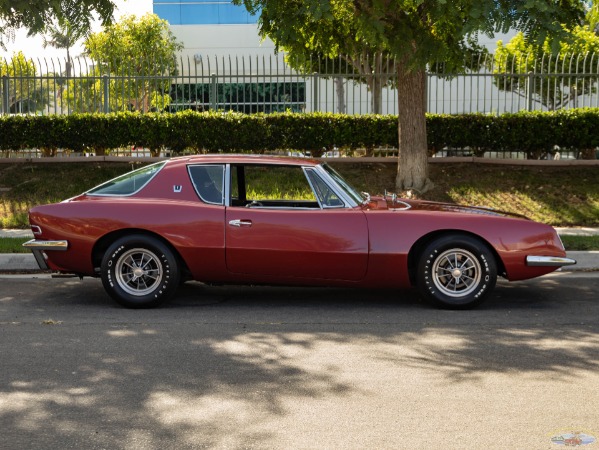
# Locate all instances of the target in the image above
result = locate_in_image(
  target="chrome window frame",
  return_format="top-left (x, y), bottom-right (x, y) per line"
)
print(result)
top-left (86, 161), bottom-right (167, 197)
top-left (223, 162), bottom-right (359, 210)
top-left (304, 167), bottom-right (347, 209)
top-left (319, 163), bottom-right (362, 206)
top-left (310, 164), bottom-right (360, 208)
top-left (187, 163), bottom-right (226, 205)
top-left (226, 163), bottom-right (320, 210)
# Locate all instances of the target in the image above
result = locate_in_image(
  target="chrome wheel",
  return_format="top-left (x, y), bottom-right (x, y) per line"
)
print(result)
top-left (101, 234), bottom-right (180, 308)
top-left (115, 248), bottom-right (164, 297)
top-left (432, 248), bottom-right (482, 298)
top-left (417, 234), bottom-right (497, 309)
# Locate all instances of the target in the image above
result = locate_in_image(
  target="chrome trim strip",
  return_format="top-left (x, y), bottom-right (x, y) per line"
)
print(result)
top-left (224, 163), bottom-right (231, 207)
top-left (23, 239), bottom-right (69, 251)
top-left (526, 256), bottom-right (577, 267)
top-left (22, 239), bottom-right (69, 271)
top-left (31, 225), bottom-right (42, 235)
top-left (389, 200), bottom-right (412, 211)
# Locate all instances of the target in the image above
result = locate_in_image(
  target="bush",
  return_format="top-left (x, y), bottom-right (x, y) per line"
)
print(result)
top-left (0, 109), bottom-right (598, 158)
top-left (426, 109), bottom-right (599, 159)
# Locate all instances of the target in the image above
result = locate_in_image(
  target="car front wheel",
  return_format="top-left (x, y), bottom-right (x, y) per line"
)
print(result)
top-left (101, 234), bottom-right (180, 308)
top-left (416, 235), bottom-right (497, 309)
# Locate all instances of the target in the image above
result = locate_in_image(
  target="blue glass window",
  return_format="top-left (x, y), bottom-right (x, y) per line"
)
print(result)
top-left (153, 1), bottom-right (257, 25)
top-left (154, 4), bottom-right (181, 24)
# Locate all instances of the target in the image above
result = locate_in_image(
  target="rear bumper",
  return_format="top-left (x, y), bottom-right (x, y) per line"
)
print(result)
top-left (526, 255), bottom-right (577, 267)
top-left (22, 239), bottom-right (69, 270)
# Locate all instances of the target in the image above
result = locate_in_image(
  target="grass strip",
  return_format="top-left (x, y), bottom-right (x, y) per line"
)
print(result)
top-left (2, 162), bottom-right (599, 228)
top-left (560, 235), bottom-right (599, 251)
top-left (0, 237), bottom-right (30, 253)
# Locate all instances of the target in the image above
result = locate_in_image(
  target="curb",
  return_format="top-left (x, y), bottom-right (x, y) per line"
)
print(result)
top-left (0, 254), bottom-right (42, 272)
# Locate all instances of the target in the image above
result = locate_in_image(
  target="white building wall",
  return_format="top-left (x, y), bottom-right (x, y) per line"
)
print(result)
top-left (171, 24), bottom-right (277, 64)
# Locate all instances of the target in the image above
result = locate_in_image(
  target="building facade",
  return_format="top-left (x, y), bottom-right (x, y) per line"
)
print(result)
top-left (153, 0), bottom-right (276, 60)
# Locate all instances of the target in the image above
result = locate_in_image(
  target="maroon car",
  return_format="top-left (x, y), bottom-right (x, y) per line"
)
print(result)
top-left (24, 155), bottom-right (575, 309)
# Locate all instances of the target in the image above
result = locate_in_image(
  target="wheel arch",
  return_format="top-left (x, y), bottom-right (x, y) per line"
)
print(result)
top-left (92, 228), bottom-right (191, 278)
top-left (407, 229), bottom-right (506, 286)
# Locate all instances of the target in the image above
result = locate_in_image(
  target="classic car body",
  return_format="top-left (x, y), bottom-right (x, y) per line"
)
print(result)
top-left (24, 155), bottom-right (576, 309)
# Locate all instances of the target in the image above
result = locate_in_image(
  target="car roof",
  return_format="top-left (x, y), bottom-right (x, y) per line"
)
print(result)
top-left (167, 154), bottom-right (321, 167)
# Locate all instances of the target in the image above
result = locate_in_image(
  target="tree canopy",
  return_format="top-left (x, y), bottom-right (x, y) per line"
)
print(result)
top-left (236, 0), bottom-right (586, 192)
top-left (41, 20), bottom-right (91, 79)
top-left (234, 0), bottom-right (394, 113)
top-left (0, 0), bottom-right (116, 49)
top-left (64, 14), bottom-right (183, 113)
top-left (84, 13), bottom-right (182, 71)
top-left (494, 4), bottom-right (599, 110)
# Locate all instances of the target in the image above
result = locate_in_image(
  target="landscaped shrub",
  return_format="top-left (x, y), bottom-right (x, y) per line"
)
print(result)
top-left (0, 108), bottom-right (597, 158)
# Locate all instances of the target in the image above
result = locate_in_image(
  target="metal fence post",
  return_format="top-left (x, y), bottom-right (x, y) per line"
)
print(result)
top-left (527, 72), bottom-right (534, 111)
top-left (103, 75), bottom-right (110, 113)
top-left (313, 72), bottom-right (319, 112)
top-left (210, 73), bottom-right (217, 110)
top-left (2, 76), bottom-right (9, 115)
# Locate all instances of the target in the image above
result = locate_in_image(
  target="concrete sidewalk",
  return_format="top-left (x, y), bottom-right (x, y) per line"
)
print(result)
top-left (1, 228), bottom-right (598, 273)
top-left (1, 229), bottom-right (33, 238)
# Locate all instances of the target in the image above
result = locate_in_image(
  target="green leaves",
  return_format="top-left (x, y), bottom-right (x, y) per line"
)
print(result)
top-left (1, 109), bottom-right (598, 158)
top-left (493, 20), bottom-right (599, 110)
top-left (72, 14), bottom-right (184, 113)
top-left (84, 13), bottom-right (183, 72)
top-left (0, 0), bottom-right (116, 49)
top-left (0, 111), bottom-right (395, 156)
top-left (427, 109), bottom-right (599, 159)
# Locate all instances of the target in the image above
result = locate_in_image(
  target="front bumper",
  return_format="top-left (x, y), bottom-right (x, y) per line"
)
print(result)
top-left (526, 255), bottom-right (577, 267)
top-left (22, 239), bottom-right (69, 270)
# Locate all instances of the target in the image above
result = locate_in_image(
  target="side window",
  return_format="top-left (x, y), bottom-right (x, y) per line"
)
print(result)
top-left (230, 164), bottom-right (319, 208)
top-left (87, 161), bottom-right (166, 196)
top-left (305, 169), bottom-right (345, 208)
top-left (188, 165), bottom-right (225, 205)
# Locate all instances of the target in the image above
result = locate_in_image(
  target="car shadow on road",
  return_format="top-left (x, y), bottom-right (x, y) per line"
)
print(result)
top-left (1, 275), bottom-right (598, 448)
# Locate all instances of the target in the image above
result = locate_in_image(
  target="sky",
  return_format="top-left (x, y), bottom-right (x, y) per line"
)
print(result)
top-left (1, 0), bottom-right (153, 59)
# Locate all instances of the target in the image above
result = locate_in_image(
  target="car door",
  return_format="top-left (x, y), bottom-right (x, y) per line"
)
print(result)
top-left (225, 164), bottom-right (368, 281)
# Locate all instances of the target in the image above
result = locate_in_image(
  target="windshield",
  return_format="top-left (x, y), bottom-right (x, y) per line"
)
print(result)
top-left (87, 162), bottom-right (166, 196)
top-left (321, 163), bottom-right (364, 205)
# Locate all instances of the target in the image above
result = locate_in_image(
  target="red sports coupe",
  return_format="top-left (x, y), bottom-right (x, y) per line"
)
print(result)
top-left (24, 155), bottom-right (575, 309)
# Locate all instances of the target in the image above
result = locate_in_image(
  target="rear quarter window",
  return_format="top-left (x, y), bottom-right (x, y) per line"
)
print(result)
top-left (87, 162), bottom-right (166, 196)
top-left (188, 164), bottom-right (225, 205)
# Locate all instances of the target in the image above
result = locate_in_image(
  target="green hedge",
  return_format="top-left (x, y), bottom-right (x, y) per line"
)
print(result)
top-left (427, 109), bottom-right (599, 159)
top-left (1, 109), bottom-right (598, 158)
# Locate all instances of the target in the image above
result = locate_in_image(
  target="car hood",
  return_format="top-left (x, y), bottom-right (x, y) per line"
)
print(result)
top-left (368, 197), bottom-right (530, 220)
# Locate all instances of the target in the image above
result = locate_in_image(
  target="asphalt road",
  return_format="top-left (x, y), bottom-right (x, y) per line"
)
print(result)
top-left (1, 273), bottom-right (599, 449)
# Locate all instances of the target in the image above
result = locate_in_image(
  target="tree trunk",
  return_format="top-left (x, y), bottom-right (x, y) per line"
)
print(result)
top-left (66, 48), bottom-right (72, 78)
top-left (395, 63), bottom-right (433, 193)
top-left (371, 74), bottom-right (383, 114)
top-left (370, 52), bottom-right (383, 114)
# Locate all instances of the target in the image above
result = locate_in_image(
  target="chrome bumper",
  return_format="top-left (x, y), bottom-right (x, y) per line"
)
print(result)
top-left (22, 239), bottom-right (69, 270)
top-left (526, 255), bottom-right (577, 267)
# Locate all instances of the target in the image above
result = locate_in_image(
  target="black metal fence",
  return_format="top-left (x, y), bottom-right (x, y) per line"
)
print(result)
top-left (2, 52), bottom-right (599, 116)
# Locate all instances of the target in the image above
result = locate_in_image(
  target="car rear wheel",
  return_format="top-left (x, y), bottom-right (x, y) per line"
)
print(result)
top-left (416, 235), bottom-right (497, 309)
top-left (101, 234), bottom-right (180, 308)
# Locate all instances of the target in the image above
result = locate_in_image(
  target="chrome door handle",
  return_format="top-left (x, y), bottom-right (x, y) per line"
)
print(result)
top-left (228, 219), bottom-right (252, 227)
